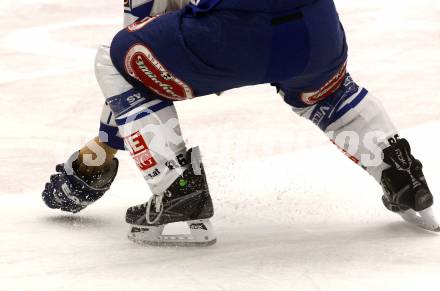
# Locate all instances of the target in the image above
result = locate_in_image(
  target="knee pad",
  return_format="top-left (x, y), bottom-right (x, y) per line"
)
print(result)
top-left (95, 44), bottom-right (166, 121)
top-left (110, 24), bottom-right (195, 102)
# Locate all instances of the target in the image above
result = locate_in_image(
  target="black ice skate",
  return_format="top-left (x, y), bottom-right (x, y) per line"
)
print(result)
top-left (381, 135), bottom-right (439, 232)
top-left (126, 147), bottom-right (216, 246)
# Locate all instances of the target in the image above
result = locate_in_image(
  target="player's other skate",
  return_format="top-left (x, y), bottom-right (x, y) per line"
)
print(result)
top-left (381, 135), bottom-right (439, 232)
top-left (126, 147), bottom-right (216, 246)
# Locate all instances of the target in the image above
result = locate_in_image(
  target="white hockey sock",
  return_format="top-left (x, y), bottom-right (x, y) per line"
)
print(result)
top-left (325, 89), bottom-right (397, 182)
top-left (291, 74), bottom-right (397, 183)
top-left (116, 100), bottom-right (187, 194)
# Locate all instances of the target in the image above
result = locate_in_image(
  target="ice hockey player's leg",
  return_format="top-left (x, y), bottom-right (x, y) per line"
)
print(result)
top-left (96, 44), bottom-right (188, 193)
top-left (95, 45), bottom-right (216, 245)
top-left (281, 73), bottom-right (438, 231)
top-left (283, 74), bottom-right (396, 181)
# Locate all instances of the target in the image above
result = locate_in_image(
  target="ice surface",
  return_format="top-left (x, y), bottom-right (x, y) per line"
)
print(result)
top-left (1, 0), bottom-right (440, 290)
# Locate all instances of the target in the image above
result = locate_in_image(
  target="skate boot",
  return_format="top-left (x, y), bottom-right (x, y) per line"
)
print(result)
top-left (42, 152), bottom-right (118, 213)
top-left (126, 147), bottom-right (216, 246)
top-left (381, 135), bottom-right (439, 231)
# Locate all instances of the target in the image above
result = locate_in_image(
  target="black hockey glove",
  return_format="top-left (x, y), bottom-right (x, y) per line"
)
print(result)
top-left (42, 152), bottom-right (118, 213)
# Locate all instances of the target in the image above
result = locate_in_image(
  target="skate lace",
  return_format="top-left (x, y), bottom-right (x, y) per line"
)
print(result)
top-left (145, 191), bottom-right (166, 225)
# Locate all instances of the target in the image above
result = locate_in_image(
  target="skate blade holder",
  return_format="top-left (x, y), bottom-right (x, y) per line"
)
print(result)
top-left (128, 219), bottom-right (217, 247)
top-left (399, 207), bottom-right (440, 232)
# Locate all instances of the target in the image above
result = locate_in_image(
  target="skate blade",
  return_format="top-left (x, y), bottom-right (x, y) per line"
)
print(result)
top-left (127, 219), bottom-right (217, 247)
top-left (399, 207), bottom-right (440, 233)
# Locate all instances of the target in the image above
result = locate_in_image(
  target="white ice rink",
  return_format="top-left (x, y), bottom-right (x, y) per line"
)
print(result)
top-left (1, 0), bottom-right (440, 290)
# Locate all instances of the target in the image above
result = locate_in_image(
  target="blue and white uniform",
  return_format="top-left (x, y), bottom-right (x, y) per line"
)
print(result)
top-left (95, 0), bottom-right (398, 193)
top-left (111, 0), bottom-right (347, 103)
